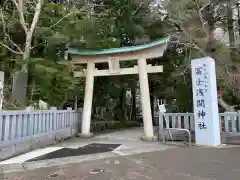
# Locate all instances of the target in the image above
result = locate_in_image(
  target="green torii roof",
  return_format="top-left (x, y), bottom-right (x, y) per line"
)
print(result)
top-left (67, 36), bottom-right (170, 56)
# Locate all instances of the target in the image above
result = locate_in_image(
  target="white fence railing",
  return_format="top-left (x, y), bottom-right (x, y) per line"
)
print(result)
top-left (0, 108), bottom-right (81, 148)
top-left (159, 112), bottom-right (240, 133)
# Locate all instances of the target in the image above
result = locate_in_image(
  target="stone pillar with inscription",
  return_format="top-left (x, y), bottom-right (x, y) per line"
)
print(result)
top-left (191, 57), bottom-right (221, 146)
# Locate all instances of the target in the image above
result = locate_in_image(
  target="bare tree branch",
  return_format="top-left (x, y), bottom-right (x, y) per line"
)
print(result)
top-left (47, 6), bottom-right (96, 30)
top-left (164, 16), bottom-right (208, 55)
top-left (132, 2), bottom-right (143, 16)
top-left (48, 11), bottom-right (73, 29)
top-left (29, 0), bottom-right (42, 35)
top-left (0, 41), bottom-right (23, 54)
top-left (194, 0), bottom-right (209, 37)
top-left (32, 6), bottom-right (89, 49)
top-left (0, 7), bottom-right (23, 53)
top-left (12, 0), bottom-right (28, 33)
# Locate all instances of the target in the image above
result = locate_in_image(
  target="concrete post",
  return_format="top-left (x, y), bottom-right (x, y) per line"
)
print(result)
top-left (80, 61), bottom-right (95, 137)
top-left (158, 113), bottom-right (164, 140)
top-left (138, 58), bottom-right (155, 140)
top-left (238, 110), bottom-right (240, 132)
top-left (50, 107), bottom-right (57, 133)
top-left (25, 106), bottom-right (34, 136)
top-left (0, 71), bottom-right (4, 111)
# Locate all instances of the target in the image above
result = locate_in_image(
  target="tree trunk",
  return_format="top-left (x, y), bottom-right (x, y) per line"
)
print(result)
top-left (11, 71), bottom-right (28, 106)
top-left (237, 2), bottom-right (240, 50)
top-left (130, 87), bottom-right (136, 121)
top-left (226, 3), bottom-right (240, 103)
top-left (218, 97), bottom-right (235, 112)
top-left (10, 36), bottom-right (31, 107)
top-left (149, 81), bottom-right (155, 126)
top-left (227, 3), bottom-right (236, 62)
top-left (202, 4), bottom-right (235, 111)
top-left (205, 5), bottom-right (215, 57)
top-left (74, 95), bottom-right (78, 110)
top-left (10, 0), bottom-right (42, 107)
top-left (119, 88), bottom-right (126, 123)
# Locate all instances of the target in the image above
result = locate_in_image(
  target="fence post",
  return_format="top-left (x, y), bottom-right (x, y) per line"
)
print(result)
top-left (3, 114), bottom-right (10, 141)
top-left (25, 106), bottom-right (34, 136)
top-left (190, 114), bottom-right (195, 132)
top-left (219, 114), bottom-right (222, 133)
top-left (50, 107), bottom-right (57, 133)
top-left (78, 108), bottom-right (83, 134)
top-left (0, 113), bottom-right (3, 141)
top-left (238, 111), bottom-right (240, 132)
top-left (158, 113), bottom-right (164, 140)
top-left (67, 107), bottom-right (72, 125)
top-left (232, 113), bottom-right (237, 133)
top-left (67, 107), bottom-right (72, 136)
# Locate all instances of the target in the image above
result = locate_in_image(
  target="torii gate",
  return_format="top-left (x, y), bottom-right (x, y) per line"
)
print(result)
top-left (64, 37), bottom-right (170, 140)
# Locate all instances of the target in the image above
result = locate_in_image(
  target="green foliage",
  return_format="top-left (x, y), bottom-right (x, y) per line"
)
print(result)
top-left (90, 120), bottom-right (141, 134)
top-left (27, 57), bottom-right (83, 107)
top-left (0, 0), bottom-right (189, 113)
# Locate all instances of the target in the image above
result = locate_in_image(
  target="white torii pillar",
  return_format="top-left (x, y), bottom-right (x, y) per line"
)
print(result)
top-left (79, 61), bottom-right (95, 137)
top-left (138, 58), bottom-right (155, 140)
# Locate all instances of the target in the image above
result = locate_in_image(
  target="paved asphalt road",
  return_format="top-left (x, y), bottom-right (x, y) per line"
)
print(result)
top-left (3, 147), bottom-right (240, 180)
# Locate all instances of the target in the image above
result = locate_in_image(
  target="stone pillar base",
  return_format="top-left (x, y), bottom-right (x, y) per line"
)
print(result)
top-left (140, 135), bottom-right (158, 141)
top-left (78, 133), bottom-right (94, 138)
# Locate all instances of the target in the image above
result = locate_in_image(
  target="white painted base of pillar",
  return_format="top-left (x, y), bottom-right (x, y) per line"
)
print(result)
top-left (140, 135), bottom-right (158, 141)
top-left (77, 133), bottom-right (94, 138)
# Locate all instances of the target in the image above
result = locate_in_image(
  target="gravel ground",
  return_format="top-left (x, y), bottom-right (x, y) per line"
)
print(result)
top-left (3, 147), bottom-right (240, 180)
